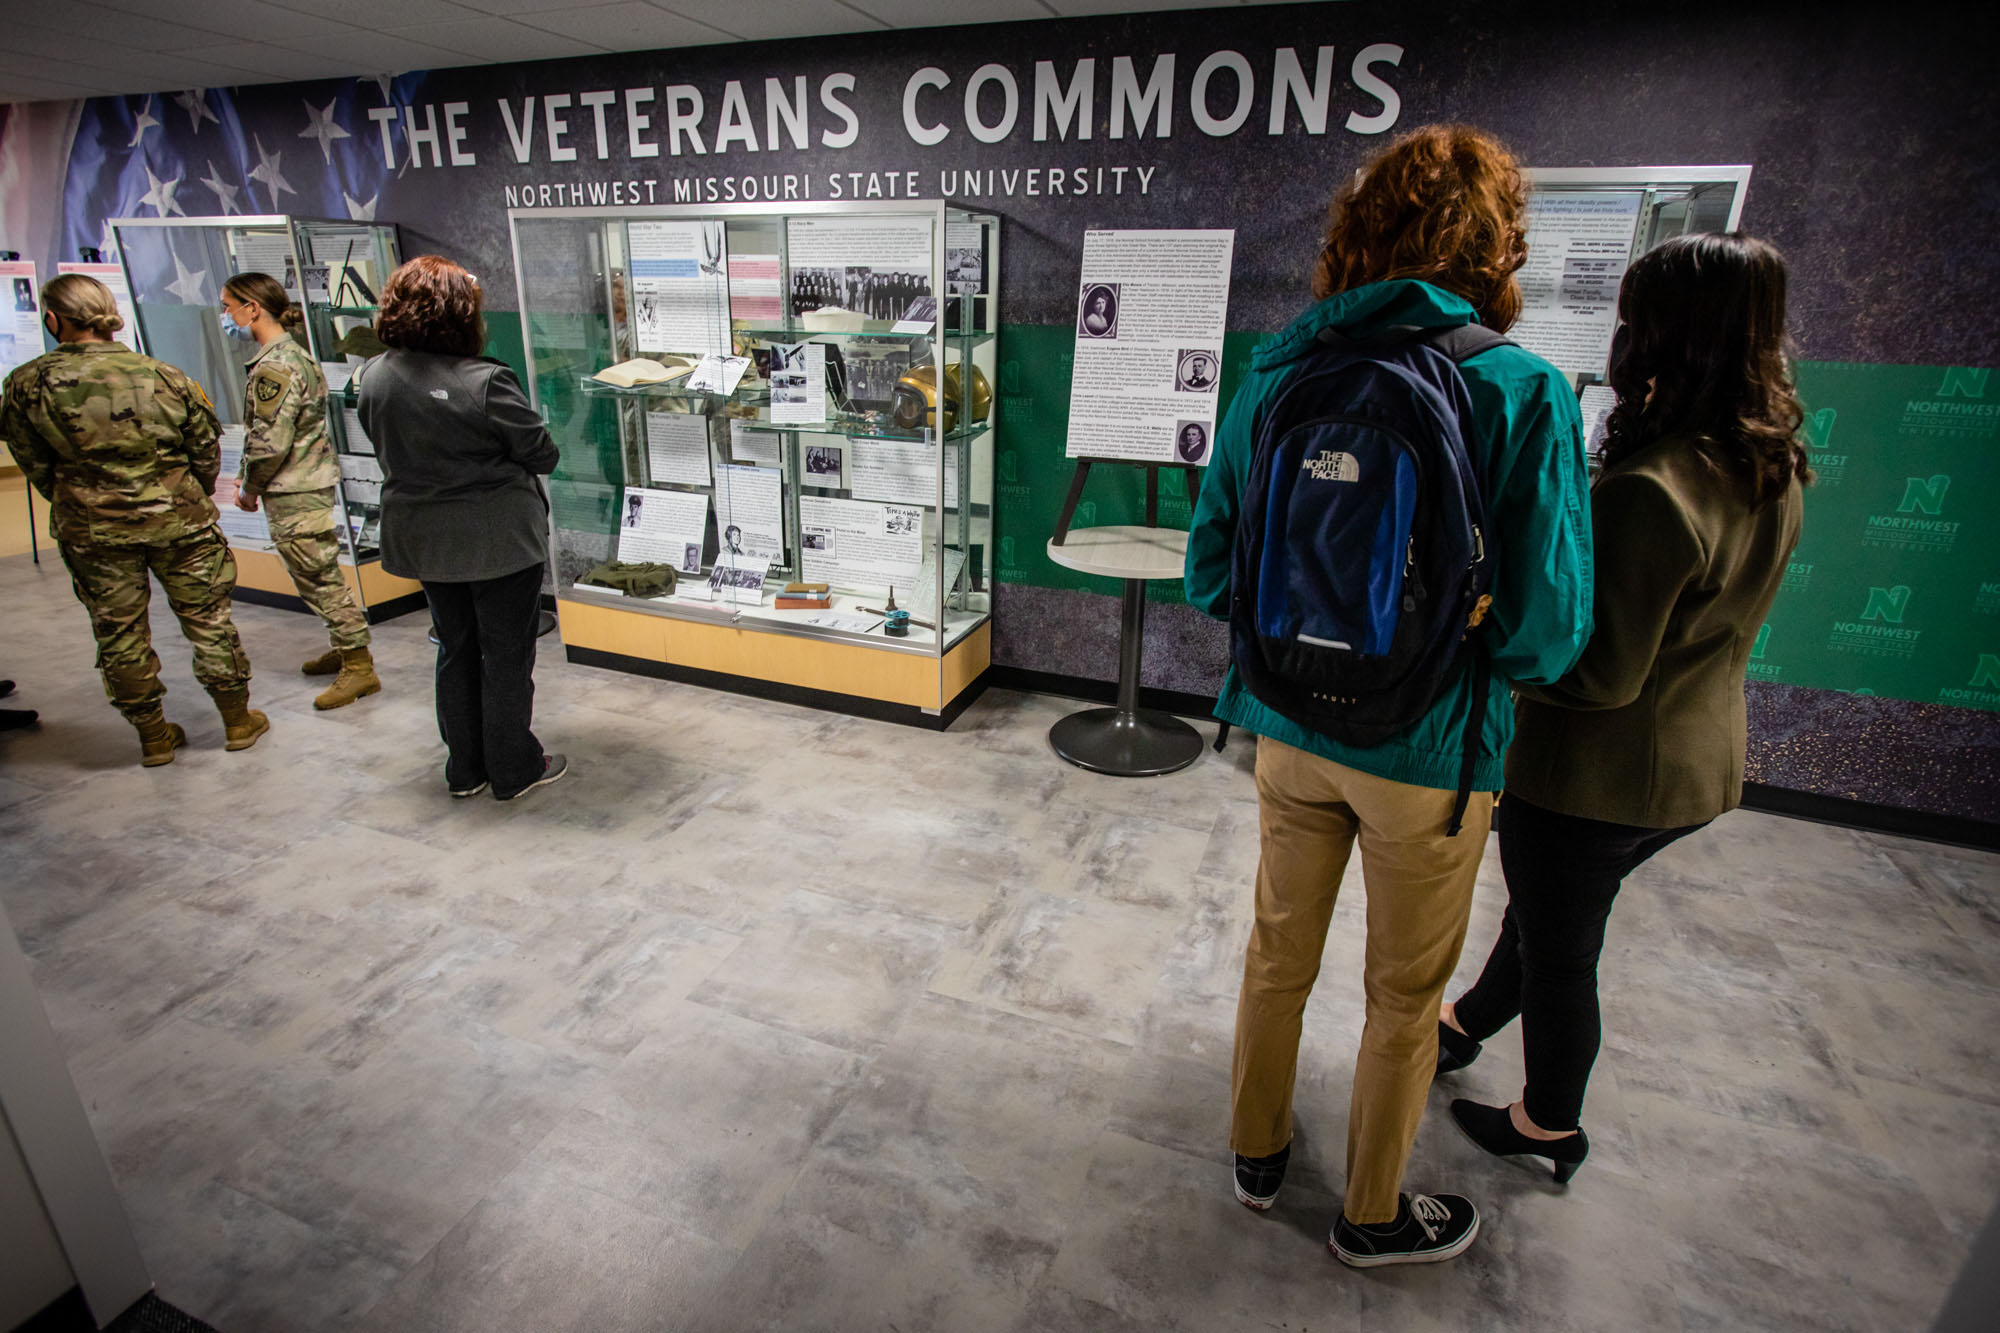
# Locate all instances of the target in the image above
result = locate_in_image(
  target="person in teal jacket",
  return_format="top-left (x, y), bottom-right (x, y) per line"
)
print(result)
top-left (1185, 124), bottom-right (1593, 1267)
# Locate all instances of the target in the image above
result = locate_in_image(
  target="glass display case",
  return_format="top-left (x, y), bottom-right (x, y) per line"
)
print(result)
top-left (508, 199), bottom-right (998, 726)
top-left (108, 215), bottom-right (423, 621)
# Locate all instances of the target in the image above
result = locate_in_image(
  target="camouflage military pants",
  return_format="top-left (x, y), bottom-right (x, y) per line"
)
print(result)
top-left (264, 489), bottom-right (370, 651)
top-left (61, 525), bottom-right (252, 721)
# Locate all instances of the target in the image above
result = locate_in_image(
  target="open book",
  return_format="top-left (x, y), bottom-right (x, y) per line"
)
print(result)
top-left (592, 356), bottom-right (697, 387)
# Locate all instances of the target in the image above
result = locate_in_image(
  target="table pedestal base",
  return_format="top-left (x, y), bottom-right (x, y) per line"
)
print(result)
top-left (1049, 707), bottom-right (1203, 777)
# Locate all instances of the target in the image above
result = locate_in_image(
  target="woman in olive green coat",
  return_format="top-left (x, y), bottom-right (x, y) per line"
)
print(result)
top-left (1437, 233), bottom-right (1810, 1183)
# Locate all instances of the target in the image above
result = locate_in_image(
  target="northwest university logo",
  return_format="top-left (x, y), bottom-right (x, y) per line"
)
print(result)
top-left (1800, 408), bottom-right (1845, 485)
top-left (997, 450), bottom-right (1019, 485)
top-left (1746, 622), bottom-right (1782, 680)
top-left (1864, 473), bottom-right (1958, 553)
top-left (1938, 367), bottom-right (1990, 398)
top-left (1978, 581), bottom-right (2000, 615)
top-left (1937, 652), bottom-right (2000, 711)
top-left (1829, 585), bottom-right (1921, 658)
top-left (1902, 366), bottom-right (1997, 440)
top-left (998, 535), bottom-right (1018, 573)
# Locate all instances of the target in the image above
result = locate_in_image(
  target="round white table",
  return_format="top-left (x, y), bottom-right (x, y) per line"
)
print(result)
top-left (1044, 526), bottom-right (1205, 777)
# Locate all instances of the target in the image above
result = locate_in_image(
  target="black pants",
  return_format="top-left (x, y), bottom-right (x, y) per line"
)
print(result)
top-left (423, 563), bottom-right (544, 795)
top-left (1451, 796), bottom-right (1707, 1132)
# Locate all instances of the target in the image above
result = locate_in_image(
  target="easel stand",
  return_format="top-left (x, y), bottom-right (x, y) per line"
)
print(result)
top-left (1045, 458), bottom-right (1205, 777)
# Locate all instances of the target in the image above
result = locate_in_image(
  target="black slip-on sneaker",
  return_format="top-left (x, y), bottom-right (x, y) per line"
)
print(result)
top-left (1233, 1144), bottom-right (1290, 1211)
top-left (1330, 1193), bottom-right (1480, 1267)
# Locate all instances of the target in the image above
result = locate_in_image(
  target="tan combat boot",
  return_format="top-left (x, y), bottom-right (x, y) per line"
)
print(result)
top-left (211, 687), bottom-right (271, 751)
top-left (134, 711), bottom-right (187, 767)
top-left (314, 647), bottom-right (382, 711)
top-left (301, 647), bottom-right (343, 675)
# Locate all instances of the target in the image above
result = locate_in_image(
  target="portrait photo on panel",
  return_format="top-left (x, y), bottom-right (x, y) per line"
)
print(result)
top-left (1078, 282), bottom-right (1120, 338)
top-left (1175, 349), bottom-right (1218, 392)
top-left (623, 494), bottom-right (643, 528)
top-left (1174, 419), bottom-right (1210, 464)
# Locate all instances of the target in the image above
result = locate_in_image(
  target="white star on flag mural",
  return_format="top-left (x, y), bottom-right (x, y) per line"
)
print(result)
top-left (300, 97), bottom-right (351, 165)
top-left (343, 191), bottom-right (378, 222)
top-left (174, 89), bottom-right (218, 135)
top-left (139, 164), bottom-right (185, 217)
top-left (247, 135), bottom-right (296, 208)
top-left (164, 254), bottom-right (208, 306)
top-left (200, 161), bottom-right (241, 215)
top-left (97, 219), bottom-right (119, 261)
top-left (127, 95), bottom-right (161, 149)
top-left (365, 74), bottom-right (394, 104)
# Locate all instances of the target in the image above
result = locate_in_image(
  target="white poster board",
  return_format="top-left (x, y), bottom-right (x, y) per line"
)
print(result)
top-left (617, 486), bottom-right (709, 574)
top-left (714, 463), bottom-right (783, 561)
top-left (0, 260), bottom-right (43, 388)
top-left (1065, 229), bottom-right (1233, 466)
top-left (798, 496), bottom-right (923, 590)
top-left (56, 262), bottom-right (139, 351)
top-left (628, 219), bottom-right (730, 359)
top-left (644, 412), bottom-right (712, 487)
top-left (784, 216), bottom-right (934, 324)
top-left (1511, 191), bottom-right (1644, 380)
top-left (767, 342), bottom-right (827, 427)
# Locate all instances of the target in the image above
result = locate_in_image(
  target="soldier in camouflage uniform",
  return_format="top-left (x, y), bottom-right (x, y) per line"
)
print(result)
top-left (1, 273), bottom-right (267, 765)
top-left (223, 273), bottom-right (379, 709)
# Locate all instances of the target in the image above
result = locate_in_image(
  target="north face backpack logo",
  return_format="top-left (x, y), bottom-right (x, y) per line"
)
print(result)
top-left (1302, 451), bottom-right (1361, 482)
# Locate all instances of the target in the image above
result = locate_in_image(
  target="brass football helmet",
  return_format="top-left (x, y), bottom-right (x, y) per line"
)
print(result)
top-left (891, 360), bottom-right (992, 435)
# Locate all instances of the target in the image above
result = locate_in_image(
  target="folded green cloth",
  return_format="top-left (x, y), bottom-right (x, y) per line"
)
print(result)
top-left (581, 561), bottom-right (677, 597)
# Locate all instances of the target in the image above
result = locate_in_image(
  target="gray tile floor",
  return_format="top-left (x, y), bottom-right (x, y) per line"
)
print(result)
top-left (3, 549), bottom-right (1997, 1332)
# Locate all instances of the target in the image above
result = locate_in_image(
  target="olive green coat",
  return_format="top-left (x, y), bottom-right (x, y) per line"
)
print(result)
top-left (240, 334), bottom-right (338, 497)
top-left (1, 341), bottom-right (222, 547)
top-left (1503, 436), bottom-right (1803, 828)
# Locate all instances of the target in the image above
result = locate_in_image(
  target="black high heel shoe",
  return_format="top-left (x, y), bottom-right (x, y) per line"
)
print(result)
top-left (1448, 1099), bottom-right (1589, 1184)
top-left (1435, 1021), bottom-right (1482, 1076)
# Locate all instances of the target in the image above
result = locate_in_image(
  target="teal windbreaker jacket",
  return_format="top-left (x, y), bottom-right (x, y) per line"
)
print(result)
top-left (1184, 280), bottom-right (1595, 793)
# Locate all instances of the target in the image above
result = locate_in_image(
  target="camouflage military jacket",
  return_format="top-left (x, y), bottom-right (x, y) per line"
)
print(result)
top-left (240, 334), bottom-right (339, 496)
top-left (0, 341), bottom-right (222, 547)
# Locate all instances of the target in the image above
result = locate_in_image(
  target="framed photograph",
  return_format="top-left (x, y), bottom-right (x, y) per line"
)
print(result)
top-left (1078, 282), bottom-right (1120, 339)
top-left (803, 442), bottom-right (846, 488)
top-left (1173, 419), bottom-right (1210, 465)
top-left (1175, 349), bottom-right (1219, 392)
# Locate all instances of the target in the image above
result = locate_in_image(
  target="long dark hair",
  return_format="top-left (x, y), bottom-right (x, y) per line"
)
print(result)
top-left (1601, 233), bottom-right (1812, 507)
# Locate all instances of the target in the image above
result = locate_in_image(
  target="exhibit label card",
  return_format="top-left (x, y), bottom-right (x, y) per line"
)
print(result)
top-left (683, 354), bottom-right (750, 396)
top-left (629, 218), bottom-right (730, 359)
top-left (728, 253), bottom-right (781, 322)
top-left (705, 554), bottom-right (771, 605)
top-left (728, 420), bottom-right (780, 469)
top-left (715, 463), bottom-right (784, 560)
top-left (1511, 191), bottom-right (1643, 380)
top-left (214, 427), bottom-right (273, 548)
top-left (798, 496), bottom-right (924, 590)
top-left (785, 216), bottom-right (934, 323)
top-left (56, 262), bottom-right (139, 350)
top-left (0, 259), bottom-right (43, 386)
top-left (768, 342), bottom-right (828, 426)
top-left (846, 437), bottom-right (959, 507)
top-left (618, 486), bottom-right (710, 574)
top-left (1065, 229), bottom-right (1234, 466)
top-left (644, 412), bottom-right (712, 487)
top-left (1578, 384), bottom-right (1618, 454)
top-left (341, 406), bottom-right (375, 455)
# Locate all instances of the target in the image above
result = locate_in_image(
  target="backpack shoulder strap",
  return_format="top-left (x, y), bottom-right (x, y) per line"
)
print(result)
top-left (1422, 324), bottom-right (1514, 364)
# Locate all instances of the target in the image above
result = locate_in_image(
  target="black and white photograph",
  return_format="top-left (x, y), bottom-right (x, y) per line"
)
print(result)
top-left (1174, 419), bottom-right (1210, 464)
top-left (623, 493), bottom-right (643, 528)
top-left (884, 504), bottom-right (920, 536)
top-left (843, 340), bottom-right (913, 407)
top-left (1175, 349), bottom-right (1219, 392)
top-left (722, 523), bottom-right (744, 555)
top-left (13, 277), bottom-right (35, 312)
top-left (804, 444), bottom-right (844, 484)
top-left (900, 294), bottom-right (937, 326)
top-left (705, 562), bottom-right (765, 593)
top-left (771, 371), bottom-right (810, 407)
top-left (946, 244), bottom-right (983, 294)
top-left (801, 528), bottom-right (831, 552)
top-left (681, 541), bottom-right (702, 573)
top-left (1079, 282), bottom-right (1119, 338)
top-left (790, 264), bottom-right (929, 320)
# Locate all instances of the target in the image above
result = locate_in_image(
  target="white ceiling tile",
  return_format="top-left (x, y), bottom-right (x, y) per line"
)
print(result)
top-left (511, 2), bottom-right (736, 51)
top-left (431, 0), bottom-right (575, 13)
top-left (0, 76), bottom-right (112, 105)
top-left (268, 29), bottom-right (486, 72)
top-left (197, 42), bottom-right (358, 81)
top-left (1045, 0), bottom-right (1233, 12)
top-left (654, 0), bottom-right (886, 41)
top-left (262, 0), bottom-right (487, 27)
top-left (844, 0), bottom-right (1051, 25)
top-left (385, 18), bottom-right (609, 62)
top-left (88, 0), bottom-right (355, 42)
top-left (49, 2), bottom-right (235, 51)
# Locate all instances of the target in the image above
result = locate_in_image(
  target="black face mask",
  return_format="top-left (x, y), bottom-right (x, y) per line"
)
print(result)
top-left (44, 312), bottom-right (59, 343)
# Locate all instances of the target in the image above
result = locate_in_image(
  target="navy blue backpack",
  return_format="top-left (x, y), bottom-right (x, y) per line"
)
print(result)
top-left (1228, 323), bottom-right (1509, 834)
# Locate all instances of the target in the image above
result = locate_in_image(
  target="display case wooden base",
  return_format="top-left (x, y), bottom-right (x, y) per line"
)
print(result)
top-left (230, 547), bottom-right (427, 624)
top-left (557, 598), bottom-right (990, 729)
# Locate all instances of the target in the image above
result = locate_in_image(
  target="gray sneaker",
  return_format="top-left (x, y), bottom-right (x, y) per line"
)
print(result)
top-left (496, 754), bottom-right (569, 801)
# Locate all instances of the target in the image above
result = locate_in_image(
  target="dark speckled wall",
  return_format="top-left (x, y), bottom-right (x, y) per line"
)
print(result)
top-left (990, 0), bottom-right (2000, 825)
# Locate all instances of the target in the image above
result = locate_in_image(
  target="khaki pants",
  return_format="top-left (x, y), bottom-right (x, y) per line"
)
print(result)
top-left (263, 489), bottom-right (369, 651)
top-left (1231, 736), bottom-right (1494, 1224)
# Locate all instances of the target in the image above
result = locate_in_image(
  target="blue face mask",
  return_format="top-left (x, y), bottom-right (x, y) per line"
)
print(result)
top-left (220, 309), bottom-right (255, 341)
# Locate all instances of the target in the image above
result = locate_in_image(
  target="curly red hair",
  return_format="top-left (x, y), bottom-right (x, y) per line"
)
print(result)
top-left (1312, 124), bottom-right (1529, 331)
top-left (376, 254), bottom-right (484, 357)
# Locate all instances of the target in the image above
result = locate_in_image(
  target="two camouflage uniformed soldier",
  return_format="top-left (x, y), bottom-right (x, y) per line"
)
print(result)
top-left (223, 272), bottom-right (380, 709)
top-left (0, 273), bottom-right (268, 765)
